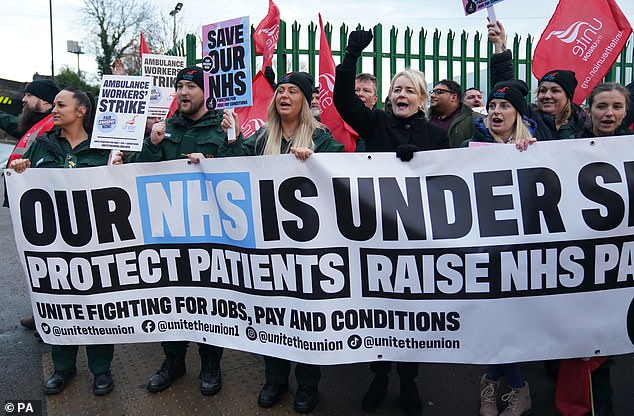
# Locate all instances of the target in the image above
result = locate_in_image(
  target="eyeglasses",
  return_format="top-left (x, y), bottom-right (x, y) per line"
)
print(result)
top-left (430, 88), bottom-right (454, 96)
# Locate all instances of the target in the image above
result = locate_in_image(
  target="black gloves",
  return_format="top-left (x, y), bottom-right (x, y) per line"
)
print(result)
top-left (264, 66), bottom-right (276, 90)
top-left (346, 30), bottom-right (373, 58)
top-left (396, 144), bottom-right (419, 162)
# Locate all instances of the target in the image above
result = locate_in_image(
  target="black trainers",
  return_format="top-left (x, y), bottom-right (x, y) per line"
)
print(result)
top-left (44, 369), bottom-right (77, 395)
top-left (362, 375), bottom-right (389, 412)
top-left (146, 355), bottom-right (186, 393)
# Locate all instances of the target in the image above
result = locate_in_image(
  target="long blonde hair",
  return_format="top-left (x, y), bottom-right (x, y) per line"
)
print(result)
top-left (484, 113), bottom-right (533, 144)
top-left (260, 92), bottom-right (322, 155)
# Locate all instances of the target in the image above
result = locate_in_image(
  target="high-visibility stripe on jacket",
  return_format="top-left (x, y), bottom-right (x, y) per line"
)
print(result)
top-left (6, 113), bottom-right (55, 168)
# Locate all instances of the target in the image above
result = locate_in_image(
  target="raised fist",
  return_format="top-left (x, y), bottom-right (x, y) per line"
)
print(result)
top-left (346, 30), bottom-right (373, 57)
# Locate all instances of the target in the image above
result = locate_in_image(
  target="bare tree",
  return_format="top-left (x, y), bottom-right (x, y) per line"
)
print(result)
top-left (81, 0), bottom-right (170, 76)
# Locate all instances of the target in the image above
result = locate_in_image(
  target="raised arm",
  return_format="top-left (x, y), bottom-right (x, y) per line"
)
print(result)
top-left (488, 19), bottom-right (514, 87)
top-left (333, 30), bottom-right (376, 138)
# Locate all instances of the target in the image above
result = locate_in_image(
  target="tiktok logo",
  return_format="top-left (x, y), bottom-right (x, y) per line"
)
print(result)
top-left (347, 335), bottom-right (362, 350)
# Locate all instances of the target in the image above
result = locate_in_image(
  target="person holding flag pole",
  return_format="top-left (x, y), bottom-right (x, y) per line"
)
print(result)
top-left (488, 19), bottom-right (587, 140)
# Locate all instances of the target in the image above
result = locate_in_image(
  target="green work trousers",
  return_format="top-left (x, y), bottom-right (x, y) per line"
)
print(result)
top-left (161, 341), bottom-right (223, 361)
top-left (51, 344), bottom-right (114, 375)
top-left (264, 356), bottom-right (320, 387)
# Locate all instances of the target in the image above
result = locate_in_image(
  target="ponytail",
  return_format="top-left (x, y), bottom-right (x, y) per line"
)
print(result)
top-left (62, 87), bottom-right (95, 135)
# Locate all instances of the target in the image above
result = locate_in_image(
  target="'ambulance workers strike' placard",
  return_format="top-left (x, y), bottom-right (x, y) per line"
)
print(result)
top-left (91, 75), bottom-right (152, 152)
top-left (142, 54), bottom-right (186, 118)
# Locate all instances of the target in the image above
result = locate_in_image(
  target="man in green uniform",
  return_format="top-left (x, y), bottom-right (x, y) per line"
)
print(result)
top-left (137, 66), bottom-right (238, 395)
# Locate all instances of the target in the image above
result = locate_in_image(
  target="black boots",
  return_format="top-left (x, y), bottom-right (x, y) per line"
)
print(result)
top-left (147, 354), bottom-right (222, 395)
top-left (257, 382), bottom-right (318, 413)
top-left (146, 355), bottom-right (186, 393)
top-left (257, 381), bottom-right (288, 408)
top-left (199, 356), bottom-right (222, 395)
top-left (294, 384), bottom-right (319, 413)
top-left (93, 371), bottom-right (114, 396)
top-left (44, 369), bottom-right (77, 395)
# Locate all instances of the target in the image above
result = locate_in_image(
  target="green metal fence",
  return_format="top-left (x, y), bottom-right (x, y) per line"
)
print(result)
top-left (180, 19), bottom-right (634, 106)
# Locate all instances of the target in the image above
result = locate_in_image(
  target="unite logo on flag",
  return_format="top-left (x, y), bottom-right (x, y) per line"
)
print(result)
top-left (256, 24), bottom-right (279, 48)
top-left (545, 18), bottom-right (603, 61)
top-left (532, 0), bottom-right (632, 104)
top-left (241, 117), bottom-right (266, 138)
top-left (318, 73), bottom-right (335, 110)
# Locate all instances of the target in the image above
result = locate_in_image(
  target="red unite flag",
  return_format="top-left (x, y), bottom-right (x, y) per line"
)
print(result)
top-left (140, 32), bottom-right (151, 58)
top-left (532, 0), bottom-right (632, 104)
top-left (235, 70), bottom-right (273, 138)
top-left (253, 0), bottom-right (280, 68)
top-left (318, 14), bottom-right (357, 152)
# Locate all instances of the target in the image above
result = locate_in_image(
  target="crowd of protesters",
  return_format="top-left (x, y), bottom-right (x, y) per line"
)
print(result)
top-left (2, 14), bottom-right (634, 416)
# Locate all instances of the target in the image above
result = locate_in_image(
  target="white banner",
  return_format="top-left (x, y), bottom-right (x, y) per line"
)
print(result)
top-left (5, 136), bottom-right (634, 365)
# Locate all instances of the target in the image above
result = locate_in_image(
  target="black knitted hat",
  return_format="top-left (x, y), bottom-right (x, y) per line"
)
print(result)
top-left (25, 79), bottom-right (60, 104)
top-left (277, 72), bottom-right (314, 104)
top-left (175, 66), bottom-right (204, 90)
top-left (539, 69), bottom-right (578, 100)
top-left (487, 80), bottom-right (529, 116)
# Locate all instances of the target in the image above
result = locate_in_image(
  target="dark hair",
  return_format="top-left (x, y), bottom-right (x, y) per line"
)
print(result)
top-left (62, 87), bottom-right (96, 135)
top-left (587, 82), bottom-right (630, 109)
top-left (355, 73), bottom-right (378, 95)
top-left (437, 79), bottom-right (463, 101)
top-left (464, 87), bottom-right (481, 94)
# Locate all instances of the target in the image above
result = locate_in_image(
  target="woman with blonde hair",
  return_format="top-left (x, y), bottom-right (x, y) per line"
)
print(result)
top-left (333, 29), bottom-right (448, 416)
top-left (222, 71), bottom-right (343, 414)
top-left (464, 79), bottom-right (537, 416)
top-left (334, 30), bottom-right (447, 167)
top-left (466, 80), bottom-right (537, 147)
top-left (225, 71), bottom-right (343, 159)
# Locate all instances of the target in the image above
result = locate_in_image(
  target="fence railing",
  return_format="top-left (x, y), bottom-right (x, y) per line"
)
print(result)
top-left (179, 19), bottom-right (634, 106)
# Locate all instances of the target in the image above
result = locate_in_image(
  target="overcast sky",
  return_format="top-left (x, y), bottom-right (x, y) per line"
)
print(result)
top-left (1, 0), bottom-right (633, 83)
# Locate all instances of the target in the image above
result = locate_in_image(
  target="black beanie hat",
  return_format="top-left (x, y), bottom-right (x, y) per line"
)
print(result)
top-left (487, 80), bottom-right (529, 116)
top-left (25, 79), bottom-right (60, 104)
top-left (277, 72), bottom-right (314, 104)
top-left (539, 69), bottom-right (578, 100)
top-left (175, 66), bottom-right (204, 91)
